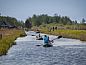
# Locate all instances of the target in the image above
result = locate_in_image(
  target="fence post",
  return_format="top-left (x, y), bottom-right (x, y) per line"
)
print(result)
top-left (0, 34), bottom-right (2, 40)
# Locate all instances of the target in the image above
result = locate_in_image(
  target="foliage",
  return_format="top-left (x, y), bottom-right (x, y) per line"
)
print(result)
top-left (25, 14), bottom-right (77, 27)
top-left (25, 18), bottom-right (32, 28)
top-left (81, 18), bottom-right (86, 24)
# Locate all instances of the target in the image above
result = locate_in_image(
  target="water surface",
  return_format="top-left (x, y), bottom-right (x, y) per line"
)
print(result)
top-left (0, 31), bottom-right (86, 65)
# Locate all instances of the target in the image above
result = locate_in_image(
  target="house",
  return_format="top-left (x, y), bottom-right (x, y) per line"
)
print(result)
top-left (0, 21), bottom-right (16, 28)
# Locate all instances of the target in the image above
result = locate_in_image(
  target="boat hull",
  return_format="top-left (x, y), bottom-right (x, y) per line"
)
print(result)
top-left (43, 44), bottom-right (53, 47)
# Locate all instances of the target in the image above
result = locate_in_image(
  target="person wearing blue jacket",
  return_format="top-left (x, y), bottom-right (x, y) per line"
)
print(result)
top-left (43, 35), bottom-right (53, 47)
top-left (44, 35), bottom-right (49, 44)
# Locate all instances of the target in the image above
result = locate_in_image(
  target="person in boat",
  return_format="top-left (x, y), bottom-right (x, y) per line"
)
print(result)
top-left (36, 34), bottom-right (43, 40)
top-left (36, 30), bottom-right (40, 33)
top-left (43, 35), bottom-right (53, 47)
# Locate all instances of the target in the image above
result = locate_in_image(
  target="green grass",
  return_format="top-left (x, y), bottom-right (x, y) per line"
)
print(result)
top-left (0, 29), bottom-right (26, 56)
top-left (40, 27), bottom-right (86, 41)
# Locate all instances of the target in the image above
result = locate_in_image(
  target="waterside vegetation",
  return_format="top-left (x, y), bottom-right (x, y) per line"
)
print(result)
top-left (39, 26), bottom-right (86, 41)
top-left (0, 29), bottom-right (26, 56)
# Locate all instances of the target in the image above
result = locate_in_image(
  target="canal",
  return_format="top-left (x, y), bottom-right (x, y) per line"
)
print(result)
top-left (0, 31), bottom-right (86, 65)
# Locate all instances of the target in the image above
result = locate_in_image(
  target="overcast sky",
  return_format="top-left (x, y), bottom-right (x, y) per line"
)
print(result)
top-left (0, 0), bottom-right (86, 22)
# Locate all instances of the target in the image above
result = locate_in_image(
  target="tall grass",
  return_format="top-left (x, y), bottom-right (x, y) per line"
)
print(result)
top-left (0, 29), bottom-right (26, 56)
top-left (40, 27), bottom-right (86, 41)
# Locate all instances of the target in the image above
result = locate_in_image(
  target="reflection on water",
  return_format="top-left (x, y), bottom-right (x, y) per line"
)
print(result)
top-left (0, 31), bottom-right (86, 65)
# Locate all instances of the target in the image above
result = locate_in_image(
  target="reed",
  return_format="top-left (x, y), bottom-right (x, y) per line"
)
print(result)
top-left (0, 29), bottom-right (26, 56)
top-left (40, 28), bottom-right (86, 41)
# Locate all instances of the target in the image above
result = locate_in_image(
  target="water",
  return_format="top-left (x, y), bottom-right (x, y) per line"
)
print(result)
top-left (0, 31), bottom-right (86, 65)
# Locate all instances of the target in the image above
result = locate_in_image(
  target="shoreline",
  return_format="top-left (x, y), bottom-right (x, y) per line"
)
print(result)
top-left (0, 29), bottom-right (26, 56)
top-left (39, 29), bottom-right (86, 41)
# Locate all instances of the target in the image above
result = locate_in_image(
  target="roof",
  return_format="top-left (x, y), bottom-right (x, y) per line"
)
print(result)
top-left (0, 21), bottom-right (14, 28)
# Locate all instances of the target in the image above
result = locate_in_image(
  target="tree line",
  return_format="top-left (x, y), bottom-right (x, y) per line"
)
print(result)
top-left (0, 16), bottom-right (24, 28)
top-left (0, 14), bottom-right (85, 29)
top-left (25, 14), bottom-right (86, 29)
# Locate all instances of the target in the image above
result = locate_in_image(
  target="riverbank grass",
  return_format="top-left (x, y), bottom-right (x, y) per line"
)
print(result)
top-left (0, 29), bottom-right (26, 56)
top-left (40, 27), bottom-right (86, 41)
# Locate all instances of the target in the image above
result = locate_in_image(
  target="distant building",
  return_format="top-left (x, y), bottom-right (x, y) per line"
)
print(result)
top-left (0, 21), bottom-right (16, 28)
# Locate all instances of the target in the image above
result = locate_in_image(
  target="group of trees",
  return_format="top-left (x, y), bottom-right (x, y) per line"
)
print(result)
top-left (0, 14), bottom-right (85, 29)
top-left (25, 14), bottom-right (86, 29)
top-left (25, 14), bottom-right (79, 28)
top-left (0, 16), bottom-right (24, 27)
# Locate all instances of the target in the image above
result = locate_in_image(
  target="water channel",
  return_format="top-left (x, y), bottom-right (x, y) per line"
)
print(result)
top-left (0, 31), bottom-right (86, 65)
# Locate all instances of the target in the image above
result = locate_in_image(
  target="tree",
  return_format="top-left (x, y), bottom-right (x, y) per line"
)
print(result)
top-left (74, 20), bottom-right (77, 24)
top-left (31, 14), bottom-right (37, 26)
top-left (25, 19), bottom-right (32, 28)
top-left (81, 18), bottom-right (86, 24)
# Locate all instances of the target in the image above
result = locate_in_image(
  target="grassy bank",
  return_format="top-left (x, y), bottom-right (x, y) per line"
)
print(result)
top-left (0, 29), bottom-right (26, 56)
top-left (39, 27), bottom-right (86, 41)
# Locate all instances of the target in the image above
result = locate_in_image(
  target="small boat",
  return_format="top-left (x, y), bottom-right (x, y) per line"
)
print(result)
top-left (36, 34), bottom-right (43, 40)
top-left (36, 42), bottom-right (53, 47)
top-left (36, 37), bottom-right (43, 40)
top-left (36, 31), bottom-right (40, 33)
top-left (36, 44), bottom-right (53, 47)
top-left (43, 44), bottom-right (53, 47)
top-left (31, 35), bottom-right (35, 36)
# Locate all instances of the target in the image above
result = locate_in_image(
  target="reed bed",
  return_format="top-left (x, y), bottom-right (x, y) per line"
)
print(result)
top-left (40, 28), bottom-right (86, 41)
top-left (0, 29), bottom-right (26, 56)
